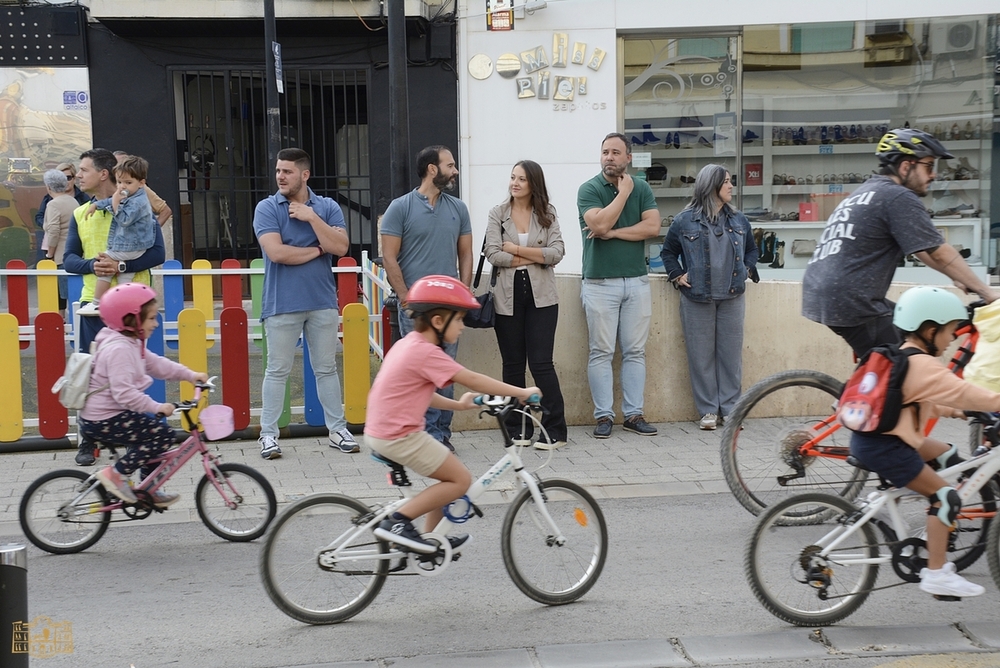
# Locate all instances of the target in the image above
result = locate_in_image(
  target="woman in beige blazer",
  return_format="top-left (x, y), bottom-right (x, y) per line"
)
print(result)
top-left (484, 160), bottom-right (567, 449)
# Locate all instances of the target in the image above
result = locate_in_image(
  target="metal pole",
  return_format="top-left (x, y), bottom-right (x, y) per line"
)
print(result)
top-left (387, 0), bottom-right (411, 197)
top-left (264, 0), bottom-right (281, 191)
top-left (0, 544), bottom-right (29, 667)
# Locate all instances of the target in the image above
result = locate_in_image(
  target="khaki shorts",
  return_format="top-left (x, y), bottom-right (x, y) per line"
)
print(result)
top-left (365, 431), bottom-right (450, 477)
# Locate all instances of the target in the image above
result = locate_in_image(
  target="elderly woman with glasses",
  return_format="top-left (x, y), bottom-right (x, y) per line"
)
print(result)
top-left (33, 162), bottom-right (91, 266)
top-left (660, 163), bottom-right (758, 431)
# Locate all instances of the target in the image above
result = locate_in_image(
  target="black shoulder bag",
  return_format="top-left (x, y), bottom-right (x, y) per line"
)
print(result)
top-left (463, 238), bottom-right (497, 329)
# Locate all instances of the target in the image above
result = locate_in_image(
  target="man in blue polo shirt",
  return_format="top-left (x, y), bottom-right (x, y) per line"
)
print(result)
top-left (380, 145), bottom-right (473, 450)
top-left (577, 132), bottom-right (661, 439)
top-left (253, 148), bottom-right (356, 459)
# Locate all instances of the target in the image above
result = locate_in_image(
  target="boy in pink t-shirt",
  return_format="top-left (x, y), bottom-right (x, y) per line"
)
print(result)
top-left (366, 275), bottom-right (539, 554)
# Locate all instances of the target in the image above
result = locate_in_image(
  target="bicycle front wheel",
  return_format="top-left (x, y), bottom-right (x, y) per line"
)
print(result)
top-left (260, 493), bottom-right (389, 624)
top-left (196, 463), bottom-right (277, 541)
top-left (19, 469), bottom-right (111, 554)
top-left (721, 369), bottom-right (867, 517)
top-left (746, 493), bottom-right (879, 626)
top-left (501, 479), bottom-right (608, 605)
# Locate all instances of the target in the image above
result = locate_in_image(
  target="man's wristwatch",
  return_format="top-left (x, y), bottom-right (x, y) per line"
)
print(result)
top-left (117, 261), bottom-right (128, 273)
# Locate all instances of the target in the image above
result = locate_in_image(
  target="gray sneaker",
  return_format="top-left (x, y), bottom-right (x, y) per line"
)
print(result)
top-left (259, 435), bottom-right (281, 460)
top-left (330, 428), bottom-right (360, 453)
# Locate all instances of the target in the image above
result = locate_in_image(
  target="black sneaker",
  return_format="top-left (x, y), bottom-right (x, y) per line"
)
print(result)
top-left (75, 442), bottom-right (97, 466)
top-left (623, 415), bottom-right (658, 435)
top-left (447, 534), bottom-right (472, 552)
top-left (593, 417), bottom-right (613, 439)
top-left (441, 436), bottom-right (455, 453)
top-left (374, 517), bottom-right (436, 554)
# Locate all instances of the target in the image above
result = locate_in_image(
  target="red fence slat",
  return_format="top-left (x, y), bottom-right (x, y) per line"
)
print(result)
top-left (337, 257), bottom-right (359, 310)
top-left (6, 260), bottom-right (29, 350)
top-left (34, 312), bottom-right (68, 438)
top-left (221, 258), bottom-right (242, 309)
top-left (220, 307), bottom-right (251, 431)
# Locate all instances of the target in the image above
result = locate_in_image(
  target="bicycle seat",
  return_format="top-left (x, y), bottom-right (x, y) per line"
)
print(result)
top-left (370, 452), bottom-right (403, 468)
top-left (370, 452), bottom-right (411, 487)
top-left (846, 455), bottom-right (892, 490)
top-left (845, 455), bottom-right (870, 471)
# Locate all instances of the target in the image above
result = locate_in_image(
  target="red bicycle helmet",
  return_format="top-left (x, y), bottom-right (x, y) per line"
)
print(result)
top-left (99, 282), bottom-right (157, 336)
top-left (406, 275), bottom-right (479, 315)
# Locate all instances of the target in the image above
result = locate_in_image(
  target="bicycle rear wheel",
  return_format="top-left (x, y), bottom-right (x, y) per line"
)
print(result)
top-left (260, 493), bottom-right (389, 624)
top-left (746, 493), bottom-right (879, 626)
top-left (721, 369), bottom-right (868, 517)
top-left (196, 463), bottom-right (277, 541)
top-left (501, 479), bottom-right (607, 605)
top-left (19, 469), bottom-right (111, 554)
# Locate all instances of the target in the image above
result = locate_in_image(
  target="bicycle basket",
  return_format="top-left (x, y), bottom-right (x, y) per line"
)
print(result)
top-left (200, 404), bottom-right (235, 441)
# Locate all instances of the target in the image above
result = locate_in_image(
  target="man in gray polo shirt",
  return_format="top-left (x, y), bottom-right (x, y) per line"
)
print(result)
top-left (381, 145), bottom-right (474, 450)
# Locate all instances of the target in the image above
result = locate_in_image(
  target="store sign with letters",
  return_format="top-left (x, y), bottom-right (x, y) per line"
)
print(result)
top-left (468, 31), bottom-right (608, 111)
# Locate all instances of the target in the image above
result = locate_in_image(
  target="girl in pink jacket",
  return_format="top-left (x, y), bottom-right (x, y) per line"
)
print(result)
top-left (80, 283), bottom-right (207, 507)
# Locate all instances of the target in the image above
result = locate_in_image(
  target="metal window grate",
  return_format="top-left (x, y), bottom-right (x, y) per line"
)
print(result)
top-left (174, 68), bottom-right (372, 264)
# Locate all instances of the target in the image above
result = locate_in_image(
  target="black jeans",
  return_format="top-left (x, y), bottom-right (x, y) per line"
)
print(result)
top-left (493, 270), bottom-right (567, 442)
top-left (829, 312), bottom-right (901, 359)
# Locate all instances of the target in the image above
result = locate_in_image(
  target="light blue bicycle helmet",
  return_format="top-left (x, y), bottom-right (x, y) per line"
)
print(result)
top-left (893, 286), bottom-right (967, 333)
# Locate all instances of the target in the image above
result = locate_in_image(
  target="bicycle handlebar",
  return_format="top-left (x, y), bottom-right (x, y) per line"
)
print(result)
top-left (473, 393), bottom-right (541, 408)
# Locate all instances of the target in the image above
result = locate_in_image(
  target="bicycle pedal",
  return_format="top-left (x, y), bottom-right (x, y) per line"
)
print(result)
top-left (932, 594), bottom-right (961, 602)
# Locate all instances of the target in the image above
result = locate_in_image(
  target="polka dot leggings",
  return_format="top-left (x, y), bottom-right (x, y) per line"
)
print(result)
top-left (78, 411), bottom-right (175, 476)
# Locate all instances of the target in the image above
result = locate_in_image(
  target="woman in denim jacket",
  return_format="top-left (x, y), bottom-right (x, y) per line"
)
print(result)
top-left (660, 164), bottom-right (758, 431)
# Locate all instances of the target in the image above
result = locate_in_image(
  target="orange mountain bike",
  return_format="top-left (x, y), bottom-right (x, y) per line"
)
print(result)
top-left (720, 308), bottom-right (983, 517)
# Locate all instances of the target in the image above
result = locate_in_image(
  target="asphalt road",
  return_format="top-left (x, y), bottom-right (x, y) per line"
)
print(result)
top-left (6, 492), bottom-right (1000, 667)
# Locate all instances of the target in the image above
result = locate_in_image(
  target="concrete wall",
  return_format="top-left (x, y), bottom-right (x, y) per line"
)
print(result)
top-left (449, 276), bottom-right (875, 430)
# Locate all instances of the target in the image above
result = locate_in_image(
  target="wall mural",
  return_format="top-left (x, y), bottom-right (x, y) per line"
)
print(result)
top-left (0, 67), bottom-right (92, 265)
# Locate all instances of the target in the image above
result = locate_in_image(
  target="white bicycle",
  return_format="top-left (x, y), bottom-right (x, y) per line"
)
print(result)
top-left (259, 395), bottom-right (608, 624)
top-left (745, 411), bottom-right (1000, 626)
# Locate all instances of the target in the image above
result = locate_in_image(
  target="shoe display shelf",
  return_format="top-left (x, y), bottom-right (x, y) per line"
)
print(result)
top-left (743, 133), bottom-right (989, 281)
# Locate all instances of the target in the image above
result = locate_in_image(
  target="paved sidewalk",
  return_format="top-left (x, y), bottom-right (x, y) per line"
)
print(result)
top-left (0, 419), bottom-right (731, 534)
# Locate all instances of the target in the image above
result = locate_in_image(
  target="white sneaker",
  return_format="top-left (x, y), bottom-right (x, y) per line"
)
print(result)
top-left (535, 440), bottom-right (567, 451)
top-left (259, 435), bottom-right (281, 460)
top-left (330, 427), bottom-right (360, 453)
top-left (76, 301), bottom-right (100, 315)
top-left (919, 562), bottom-right (985, 598)
top-left (699, 414), bottom-right (718, 430)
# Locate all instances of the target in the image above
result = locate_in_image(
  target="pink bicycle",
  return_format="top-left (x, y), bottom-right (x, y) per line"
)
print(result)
top-left (19, 378), bottom-right (277, 554)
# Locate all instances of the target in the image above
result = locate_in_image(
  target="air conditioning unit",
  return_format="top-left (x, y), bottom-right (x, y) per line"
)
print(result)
top-left (865, 21), bottom-right (904, 36)
top-left (930, 21), bottom-right (977, 54)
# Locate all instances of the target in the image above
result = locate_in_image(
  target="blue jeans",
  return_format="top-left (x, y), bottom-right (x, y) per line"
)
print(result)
top-left (261, 309), bottom-right (345, 438)
top-left (580, 276), bottom-right (651, 421)
top-left (397, 309), bottom-right (458, 444)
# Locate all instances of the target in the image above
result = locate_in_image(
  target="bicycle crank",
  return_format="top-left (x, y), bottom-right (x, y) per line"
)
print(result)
top-left (407, 532), bottom-right (452, 577)
top-left (891, 537), bottom-right (927, 583)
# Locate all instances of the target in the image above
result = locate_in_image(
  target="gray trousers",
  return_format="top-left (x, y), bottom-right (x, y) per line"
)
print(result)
top-left (678, 293), bottom-right (746, 417)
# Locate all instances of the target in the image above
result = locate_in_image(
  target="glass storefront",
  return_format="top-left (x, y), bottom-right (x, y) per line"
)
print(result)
top-left (623, 16), bottom-right (996, 279)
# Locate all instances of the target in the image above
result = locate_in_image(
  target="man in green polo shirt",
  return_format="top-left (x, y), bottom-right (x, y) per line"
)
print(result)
top-left (577, 132), bottom-right (661, 439)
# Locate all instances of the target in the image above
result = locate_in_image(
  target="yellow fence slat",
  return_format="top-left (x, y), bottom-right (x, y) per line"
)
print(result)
top-left (191, 259), bottom-right (215, 349)
top-left (36, 259), bottom-right (60, 313)
top-left (178, 308), bottom-right (208, 423)
top-left (342, 303), bottom-right (369, 425)
top-left (0, 313), bottom-right (23, 441)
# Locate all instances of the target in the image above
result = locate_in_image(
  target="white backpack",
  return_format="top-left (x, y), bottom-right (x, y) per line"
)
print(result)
top-left (51, 344), bottom-right (109, 410)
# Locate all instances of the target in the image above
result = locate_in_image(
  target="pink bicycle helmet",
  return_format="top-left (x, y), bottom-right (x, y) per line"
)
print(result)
top-left (99, 282), bottom-right (157, 336)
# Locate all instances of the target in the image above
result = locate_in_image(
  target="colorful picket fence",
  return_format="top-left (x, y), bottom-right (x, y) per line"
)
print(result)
top-left (0, 253), bottom-right (394, 443)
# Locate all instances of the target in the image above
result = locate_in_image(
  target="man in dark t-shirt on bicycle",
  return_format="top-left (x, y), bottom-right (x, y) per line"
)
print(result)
top-left (802, 128), bottom-right (998, 358)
